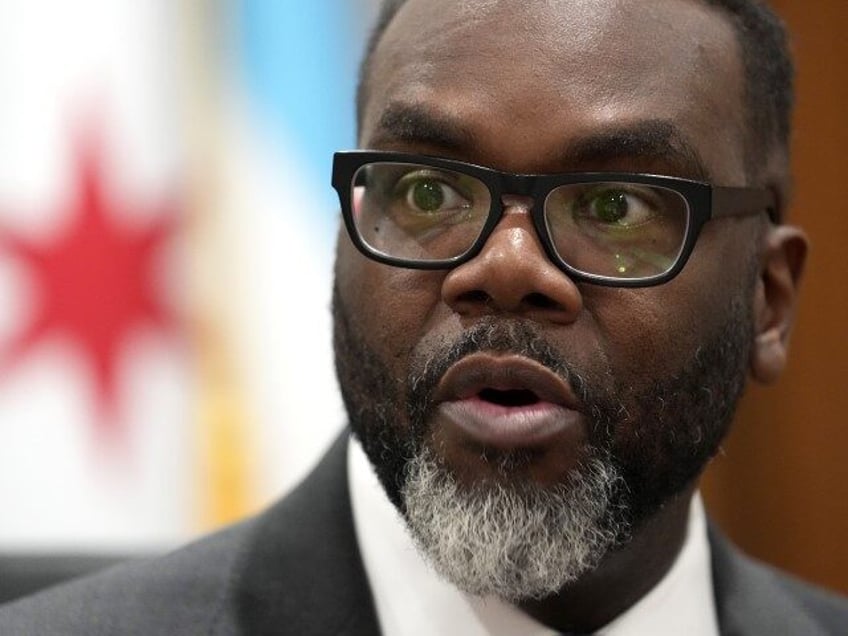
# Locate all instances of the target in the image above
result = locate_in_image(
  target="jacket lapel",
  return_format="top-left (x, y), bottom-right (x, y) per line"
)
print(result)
top-left (231, 432), bottom-right (381, 635)
top-left (709, 525), bottom-right (827, 636)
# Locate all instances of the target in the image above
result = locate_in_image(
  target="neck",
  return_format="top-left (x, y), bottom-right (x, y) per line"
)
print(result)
top-left (518, 485), bottom-right (697, 633)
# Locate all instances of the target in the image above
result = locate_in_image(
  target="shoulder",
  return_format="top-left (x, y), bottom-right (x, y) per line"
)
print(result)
top-left (0, 553), bottom-right (131, 604)
top-left (0, 432), bottom-right (378, 636)
top-left (0, 520), bottom-right (254, 635)
top-left (709, 525), bottom-right (848, 635)
top-left (772, 569), bottom-right (848, 626)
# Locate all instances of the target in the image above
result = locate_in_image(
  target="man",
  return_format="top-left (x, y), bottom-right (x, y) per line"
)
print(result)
top-left (0, 0), bottom-right (846, 633)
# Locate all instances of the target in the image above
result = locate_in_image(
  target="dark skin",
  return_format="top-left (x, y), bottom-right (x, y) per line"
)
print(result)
top-left (335, 0), bottom-right (808, 631)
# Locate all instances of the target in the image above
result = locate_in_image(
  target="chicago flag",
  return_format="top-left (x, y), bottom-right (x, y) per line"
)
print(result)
top-left (0, 0), bottom-right (374, 552)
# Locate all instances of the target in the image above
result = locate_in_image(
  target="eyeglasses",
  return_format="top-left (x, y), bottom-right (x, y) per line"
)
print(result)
top-left (332, 151), bottom-right (776, 287)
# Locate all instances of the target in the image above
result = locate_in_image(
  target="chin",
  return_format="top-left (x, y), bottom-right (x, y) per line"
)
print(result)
top-left (399, 443), bottom-right (630, 601)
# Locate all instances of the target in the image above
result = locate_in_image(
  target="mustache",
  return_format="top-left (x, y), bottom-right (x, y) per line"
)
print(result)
top-left (406, 318), bottom-right (594, 430)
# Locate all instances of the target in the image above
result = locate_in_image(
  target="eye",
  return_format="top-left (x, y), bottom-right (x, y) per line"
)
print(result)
top-left (576, 187), bottom-right (660, 227)
top-left (396, 171), bottom-right (471, 215)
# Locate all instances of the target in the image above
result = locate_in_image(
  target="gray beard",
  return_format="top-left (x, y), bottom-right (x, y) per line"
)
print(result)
top-left (401, 446), bottom-right (627, 601)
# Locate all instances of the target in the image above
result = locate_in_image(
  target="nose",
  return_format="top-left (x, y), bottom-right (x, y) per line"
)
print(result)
top-left (441, 198), bottom-right (583, 323)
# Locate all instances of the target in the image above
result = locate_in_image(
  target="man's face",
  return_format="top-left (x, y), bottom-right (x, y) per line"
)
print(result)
top-left (334, 0), bottom-right (766, 599)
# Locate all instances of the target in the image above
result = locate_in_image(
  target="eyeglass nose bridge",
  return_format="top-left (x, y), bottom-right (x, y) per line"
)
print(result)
top-left (492, 174), bottom-right (544, 221)
top-left (500, 193), bottom-right (536, 211)
top-left (499, 173), bottom-right (539, 198)
top-left (478, 175), bottom-right (560, 269)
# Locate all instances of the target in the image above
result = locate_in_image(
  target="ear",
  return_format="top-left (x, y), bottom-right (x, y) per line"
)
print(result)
top-left (750, 224), bottom-right (808, 384)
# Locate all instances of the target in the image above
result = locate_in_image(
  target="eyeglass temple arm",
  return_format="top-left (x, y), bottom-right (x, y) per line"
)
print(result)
top-left (712, 186), bottom-right (779, 223)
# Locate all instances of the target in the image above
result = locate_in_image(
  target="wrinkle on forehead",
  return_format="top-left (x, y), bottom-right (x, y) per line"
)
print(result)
top-left (364, 0), bottom-right (747, 181)
top-left (375, 0), bottom-right (738, 76)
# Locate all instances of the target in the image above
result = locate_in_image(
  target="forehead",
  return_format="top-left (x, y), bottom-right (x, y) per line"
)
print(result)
top-left (361, 0), bottom-right (747, 181)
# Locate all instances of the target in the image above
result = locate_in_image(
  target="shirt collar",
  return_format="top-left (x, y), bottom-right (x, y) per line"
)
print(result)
top-left (348, 437), bottom-right (719, 636)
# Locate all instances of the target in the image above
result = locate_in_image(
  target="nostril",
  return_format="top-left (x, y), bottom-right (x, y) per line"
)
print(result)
top-left (525, 292), bottom-right (560, 310)
top-left (456, 290), bottom-right (490, 305)
top-left (450, 290), bottom-right (565, 314)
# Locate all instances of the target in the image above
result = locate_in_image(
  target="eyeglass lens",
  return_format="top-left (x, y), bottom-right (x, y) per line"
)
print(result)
top-left (351, 162), bottom-right (691, 279)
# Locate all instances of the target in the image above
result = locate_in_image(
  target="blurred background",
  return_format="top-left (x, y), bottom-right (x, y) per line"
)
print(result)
top-left (0, 0), bottom-right (378, 553)
top-left (0, 0), bottom-right (843, 598)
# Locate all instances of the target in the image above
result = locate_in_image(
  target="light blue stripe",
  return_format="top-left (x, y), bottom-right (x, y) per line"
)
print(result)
top-left (237, 0), bottom-right (373, 226)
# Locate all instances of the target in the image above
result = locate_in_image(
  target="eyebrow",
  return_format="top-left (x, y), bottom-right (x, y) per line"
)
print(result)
top-left (372, 102), bottom-right (474, 151)
top-left (562, 120), bottom-right (710, 181)
top-left (370, 102), bottom-right (710, 180)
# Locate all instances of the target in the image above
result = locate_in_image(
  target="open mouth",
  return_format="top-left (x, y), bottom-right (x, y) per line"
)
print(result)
top-left (477, 388), bottom-right (541, 408)
top-left (433, 353), bottom-right (583, 449)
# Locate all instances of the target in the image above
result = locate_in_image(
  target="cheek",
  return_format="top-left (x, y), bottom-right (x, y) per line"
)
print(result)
top-left (585, 290), bottom-right (689, 386)
top-left (336, 244), bottom-right (446, 369)
top-left (585, 245), bottom-right (752, 388)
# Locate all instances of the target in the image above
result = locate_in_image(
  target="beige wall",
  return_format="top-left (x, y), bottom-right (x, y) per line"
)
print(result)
top-left (702, 0), bottom-right (848, 595)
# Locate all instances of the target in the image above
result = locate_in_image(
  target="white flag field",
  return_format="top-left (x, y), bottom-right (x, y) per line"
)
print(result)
top-left (0, 0), bottom-right (374, 551)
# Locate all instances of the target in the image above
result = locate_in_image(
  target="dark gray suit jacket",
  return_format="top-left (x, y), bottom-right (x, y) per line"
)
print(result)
top-left (0, 432), bottom-right (846, 635)
top-left (0, 554), bottom-right (133, 604)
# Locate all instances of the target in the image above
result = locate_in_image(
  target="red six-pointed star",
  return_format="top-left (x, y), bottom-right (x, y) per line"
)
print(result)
top-left (0, 135), bottom-right (180, 433)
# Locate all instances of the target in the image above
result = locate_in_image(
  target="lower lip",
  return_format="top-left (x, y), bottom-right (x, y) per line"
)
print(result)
top-left (437, 397), bottom-right (580, 449)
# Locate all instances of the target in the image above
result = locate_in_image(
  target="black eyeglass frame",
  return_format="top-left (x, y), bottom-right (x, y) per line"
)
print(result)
top-left (332, 150), bottom-right (777, 288)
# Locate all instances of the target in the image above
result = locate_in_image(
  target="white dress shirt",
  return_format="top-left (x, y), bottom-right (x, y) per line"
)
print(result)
top-left (348, 437), bottom-right (720, 635)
